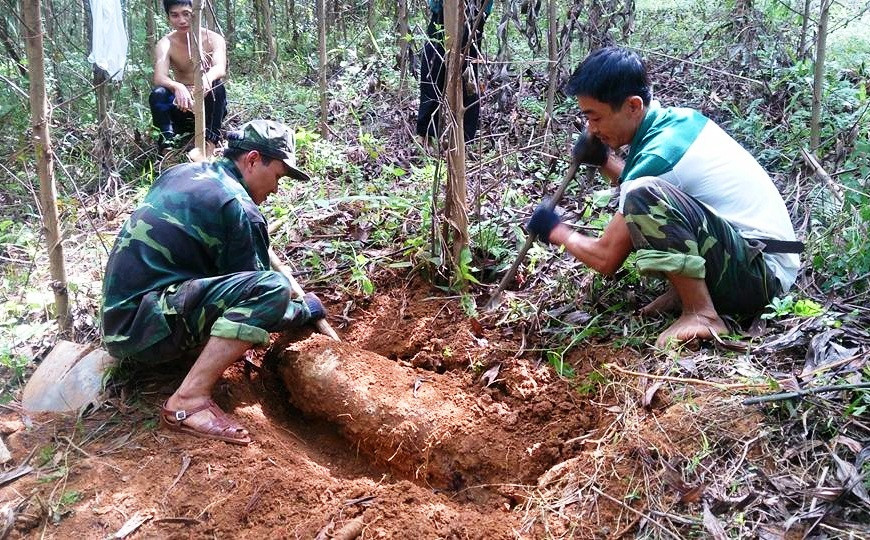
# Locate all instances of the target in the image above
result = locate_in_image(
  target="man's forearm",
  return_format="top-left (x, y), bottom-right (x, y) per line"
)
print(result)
top-left (204, 67), bottom-right (225, 85)
top-left (549, 225), bottom-right (617, 274)
top-left (154, 74), bottom-right (184, 93)
top-left (546, 212), bottom-right (633, 275)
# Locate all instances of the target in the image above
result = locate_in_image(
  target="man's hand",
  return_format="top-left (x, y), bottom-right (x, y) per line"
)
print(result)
top-left (527, 202), bottom-right (561, 243)
top-left (303, 292), bottom-right (327, 321)
top-left (572, 131), bottom-right (608, 166)
top-left (173, 84), bottom-right (194, 111)
top-left (202, 74), bottom-right (213, 95)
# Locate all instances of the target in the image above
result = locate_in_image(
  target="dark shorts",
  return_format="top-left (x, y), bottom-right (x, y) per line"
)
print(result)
top-left (621, 177), bottom-right (782, 318)
top-left (148, 81), bottom-right (228, 147)
top-left (130, 271), bottom-right (308, 364)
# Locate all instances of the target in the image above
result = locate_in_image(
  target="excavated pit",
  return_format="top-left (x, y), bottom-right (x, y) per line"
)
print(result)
top-left (278, 334), bottom-right (563, 491)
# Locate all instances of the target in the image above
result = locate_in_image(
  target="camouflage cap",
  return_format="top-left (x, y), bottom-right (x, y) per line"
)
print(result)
top-left (227, 119), bottom-right (311, 181)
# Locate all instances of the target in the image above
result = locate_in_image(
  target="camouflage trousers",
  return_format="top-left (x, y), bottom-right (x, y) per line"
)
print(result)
top-left (130, 271), bottom-right (308, 364)
top-left (622, 178), bottom-right (781, 318)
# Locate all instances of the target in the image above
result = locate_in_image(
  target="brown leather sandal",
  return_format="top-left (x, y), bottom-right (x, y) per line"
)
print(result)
top-left (160, 399), bottom-right (252, 446)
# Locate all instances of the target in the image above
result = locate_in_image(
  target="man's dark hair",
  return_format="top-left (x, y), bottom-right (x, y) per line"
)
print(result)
top-left (222, 146), bottom-right (276, 166)
top-left (563, 47), bottom-right (652, 109)
top-left (163, 0), bottom-right (193, 14)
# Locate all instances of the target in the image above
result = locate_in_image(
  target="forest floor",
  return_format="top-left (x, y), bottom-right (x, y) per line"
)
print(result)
top-left (0, 270), bottom-right (794, 539)
top-left (2, 267), bottom-right (868, 538)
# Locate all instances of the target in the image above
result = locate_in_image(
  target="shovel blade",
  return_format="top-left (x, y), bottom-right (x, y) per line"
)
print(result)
top-left (22, 341), bottom-right (118, 413)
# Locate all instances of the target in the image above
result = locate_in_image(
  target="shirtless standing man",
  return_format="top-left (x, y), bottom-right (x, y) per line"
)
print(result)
top-left (149, 0), bottom-right (227, 156)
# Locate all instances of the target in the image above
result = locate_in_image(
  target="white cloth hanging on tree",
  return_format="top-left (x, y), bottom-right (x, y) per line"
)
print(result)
top-left (87, 0), bottom-right (128, 81)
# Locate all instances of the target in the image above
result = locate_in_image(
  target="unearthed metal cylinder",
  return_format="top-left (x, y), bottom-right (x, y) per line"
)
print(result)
top-left (277, 335), bottom-right (535, 490)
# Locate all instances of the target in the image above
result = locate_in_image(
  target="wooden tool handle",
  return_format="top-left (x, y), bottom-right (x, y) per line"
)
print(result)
top-left (485, 160), bottom-right (584, 309)
top-left (268, 248), bottom-right (341, 341)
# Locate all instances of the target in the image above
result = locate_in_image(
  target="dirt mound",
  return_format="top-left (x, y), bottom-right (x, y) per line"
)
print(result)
top-left (278, 335), bottom-right (596, 492)
top-left (0, 277), bottom-right (680, 539)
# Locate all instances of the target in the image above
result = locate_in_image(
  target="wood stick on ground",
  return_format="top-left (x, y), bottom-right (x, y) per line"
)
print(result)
top-left (268, 247), bottom-right (341, 341)
top-left (801, 147), bottom-right (844, 204)
top-left (742, 382), bottom-right (870, 405)
top-left (602, 363), bottom-right (776, 392)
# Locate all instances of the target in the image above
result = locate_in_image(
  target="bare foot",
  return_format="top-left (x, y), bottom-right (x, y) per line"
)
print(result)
top-left (655, 312), bottom-right (729, 348)
top-left (639, 287), bottom-right (681, 315)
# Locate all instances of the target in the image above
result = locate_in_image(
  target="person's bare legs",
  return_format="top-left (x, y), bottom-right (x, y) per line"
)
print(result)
top-left (656, 274), bottom-right (729, 348)
top-left (164, 336), bottom-right (252, 436)
top-left (639, 285), bottom-right (681, 315)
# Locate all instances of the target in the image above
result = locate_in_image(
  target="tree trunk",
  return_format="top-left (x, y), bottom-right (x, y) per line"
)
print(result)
top-left (93, 67), bottom-right (114, 183)
top-left (1, 14), bottom-right (27, 78)
top-left (287, 0), bottom-right (297, 45)
top-left (810, 0), bottom-right (829, 152)
top-left (204, 0), bottom-right (217, 30)
top-left (318, 0), bottom-right (328, 138)
top-left (797, 0), bottom-right (812, 61)
top-left (442, 0), bottom-right (469, 279)
top-left (494, 0), bottom-right (514, 113)
top-left (192, 0), bottom-right (206, 155)
top-left (224, 0), bottom-right (235, 48)
top-left (396, 0), bottom-right (409, 88)
top-left (365, 0), bottom-right (377, 54)
top-left (145, 0), bottom-right (156, 59)
top-left (543, 0), bottom-right (558, 128)
top-left (261, 0), bottom-right (276, 64)
top-left (22, 0), bottom-right (70, 334)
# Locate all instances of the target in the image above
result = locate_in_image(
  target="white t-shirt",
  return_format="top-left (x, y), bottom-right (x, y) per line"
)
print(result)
top-left (617, 105), bottom-right (799, 292)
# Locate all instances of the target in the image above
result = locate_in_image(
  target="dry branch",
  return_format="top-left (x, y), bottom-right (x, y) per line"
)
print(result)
top-left (742, 382), bottom-right (870, 405)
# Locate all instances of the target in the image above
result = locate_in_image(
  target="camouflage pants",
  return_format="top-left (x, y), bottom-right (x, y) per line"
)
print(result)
top-left (130, 271), bottom-right (308, 364)
top-left (622, 178), bottom-right (781, 318)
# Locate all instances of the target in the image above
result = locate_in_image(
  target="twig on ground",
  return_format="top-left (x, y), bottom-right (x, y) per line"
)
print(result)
top-left (742, 382), bottom-right (870, 405)
top-left (588, 485), bottom-right (681, 540)
top-left (602, 363), bottom-right (774, 391)
top-left (164, 455), bottom-right (191, 498)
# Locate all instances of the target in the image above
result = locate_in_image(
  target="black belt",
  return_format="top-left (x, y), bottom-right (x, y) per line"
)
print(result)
top-left (752, 238), bottom-right (805, 253)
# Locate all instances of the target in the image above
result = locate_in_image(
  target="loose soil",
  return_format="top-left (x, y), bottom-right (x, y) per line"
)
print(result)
top-left (0, 274), bottom-right (757, 539)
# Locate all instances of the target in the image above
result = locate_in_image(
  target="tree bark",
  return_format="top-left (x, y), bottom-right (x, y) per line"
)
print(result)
top-left (204, 0), bottom-right (217, 30)
top-left (224, 0), bottom-right (235, 49)
top-left (0, 14), bottom-right (27, 78)
top-left (494, 0), bottom-right (514, 113)
top-left (192, 0), bottom-right (206, 155)
top-left (145, 0), bottom-right (156, 58)
top-left (261, 0), bottom-right (276, 64)
top-left (798, 0), bottom-right (812, 60)
top-left (287, 0), bottom-right (298, 44)
top-left (22, 0), bottom-right (70, 333)
top-left (810, 0), bottom-right (829, 152)
top-left (93, 67), bottom-right (114, 183)
top-left (442, 0), bottom-right (469, 278)
top-left (318, 0), bottom-right (328, 138)
top-left (396, 0), bottom-right (409, 88)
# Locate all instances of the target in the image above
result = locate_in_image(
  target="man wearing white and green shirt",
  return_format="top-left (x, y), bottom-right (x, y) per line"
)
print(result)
top-left (527, 46), bottom-right (801, 348)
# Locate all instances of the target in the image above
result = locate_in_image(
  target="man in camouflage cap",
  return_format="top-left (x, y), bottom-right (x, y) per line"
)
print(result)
top-left (102, 119), bottom-right (323, 445)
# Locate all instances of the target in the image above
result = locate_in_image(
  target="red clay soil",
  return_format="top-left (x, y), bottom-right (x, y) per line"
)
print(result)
top-left (0, 275), bottom-right (742, 539)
